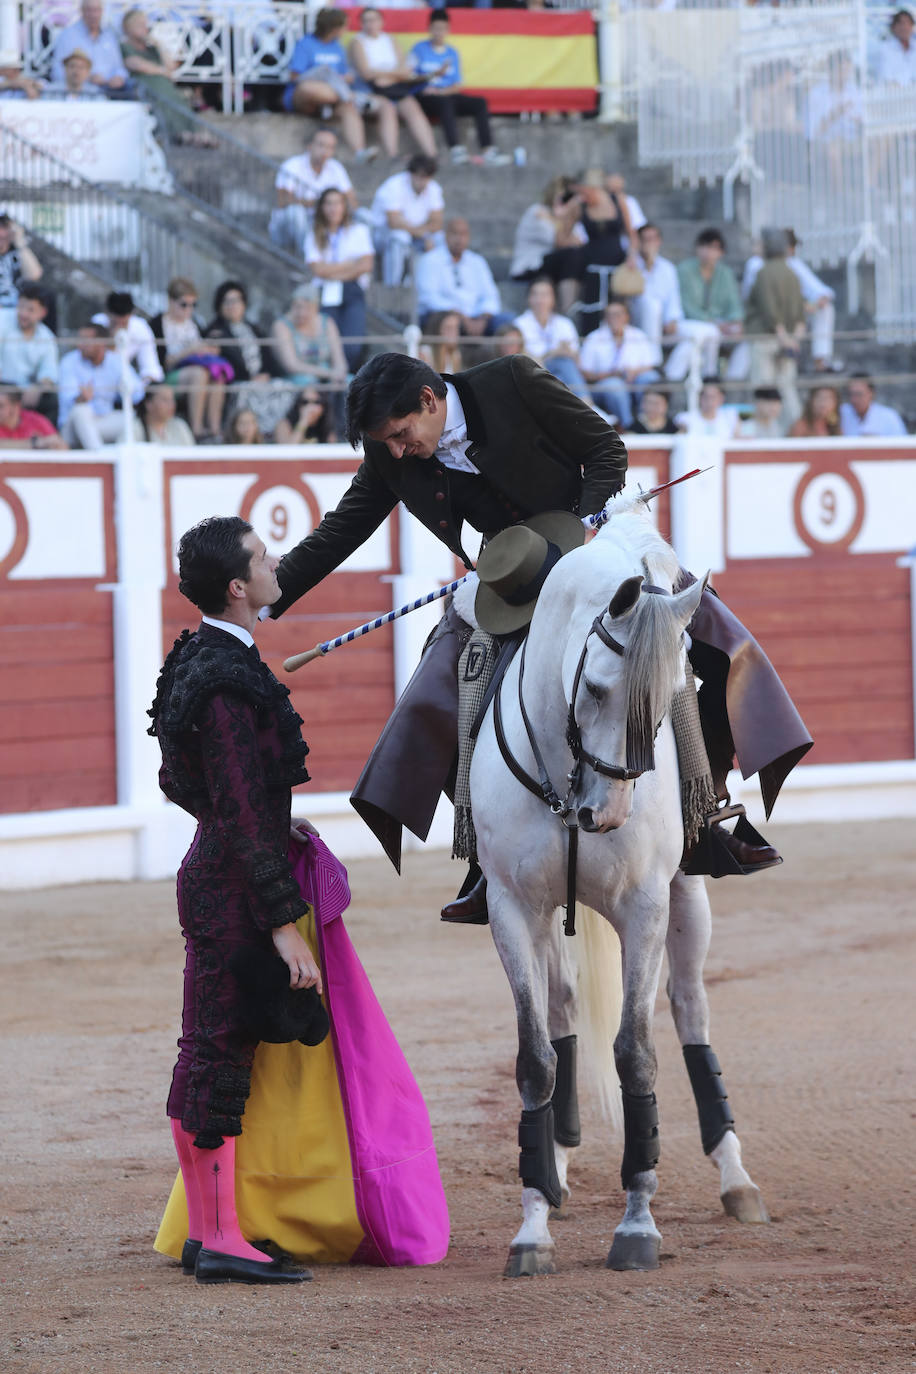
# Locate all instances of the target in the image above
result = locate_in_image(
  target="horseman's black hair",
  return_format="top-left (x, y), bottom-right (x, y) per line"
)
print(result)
top-left (346, 352), bottom-right (447, 448)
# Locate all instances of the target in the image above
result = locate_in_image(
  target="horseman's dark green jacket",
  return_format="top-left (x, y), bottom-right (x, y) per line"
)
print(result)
top-left (271, 355), bottom-right (628, 616)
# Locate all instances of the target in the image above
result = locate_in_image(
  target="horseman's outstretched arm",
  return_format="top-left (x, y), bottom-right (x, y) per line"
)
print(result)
top-left (512, 356), bottom-right (629, 515)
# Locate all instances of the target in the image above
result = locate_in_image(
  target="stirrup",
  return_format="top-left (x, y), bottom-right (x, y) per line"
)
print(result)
top-left (682, 803), bottom-right (782, 879)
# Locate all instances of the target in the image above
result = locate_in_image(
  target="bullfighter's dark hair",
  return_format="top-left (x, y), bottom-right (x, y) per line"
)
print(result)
top-left (177, 515), bottom-right (254, 615)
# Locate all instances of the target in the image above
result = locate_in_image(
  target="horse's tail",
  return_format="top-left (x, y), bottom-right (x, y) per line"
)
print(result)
top-left (574, 905), bottom-right (624, 1138)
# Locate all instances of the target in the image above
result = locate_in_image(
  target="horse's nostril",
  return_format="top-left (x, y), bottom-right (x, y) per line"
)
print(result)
top-left (578, 807), bottom-right (598, 832)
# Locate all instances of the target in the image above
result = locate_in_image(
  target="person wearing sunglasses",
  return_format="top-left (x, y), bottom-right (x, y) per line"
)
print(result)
top-left (151, 277), bottom-right (228, 441)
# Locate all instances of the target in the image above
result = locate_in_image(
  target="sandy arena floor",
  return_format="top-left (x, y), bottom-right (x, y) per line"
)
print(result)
top-left (1, 818), bottom-right (914, 1374)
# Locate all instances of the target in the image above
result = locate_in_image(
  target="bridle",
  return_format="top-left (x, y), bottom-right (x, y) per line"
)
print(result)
top-left (491, 584), bottom-right (667, 937)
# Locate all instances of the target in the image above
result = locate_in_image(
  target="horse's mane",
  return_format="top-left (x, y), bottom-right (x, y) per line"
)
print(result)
top-left (592, 504), bottom-right (685, 771)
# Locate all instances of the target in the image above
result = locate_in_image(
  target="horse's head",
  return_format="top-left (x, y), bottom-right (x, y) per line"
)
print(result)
top-left (566, 573), bottom-right (706, 833)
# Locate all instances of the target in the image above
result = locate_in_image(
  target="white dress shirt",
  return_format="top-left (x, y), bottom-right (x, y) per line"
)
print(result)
top-left (580, 323), bottom-right (661, 376)
top-left (434, 381), bottom-right (480, 474)
top-left (877, 36), bottom-right (916, 85)
top-left (304, 222), bottom-right (374, 291)
top-left (415, 246), bottom-right (502, 320)
top-left (636, 254), bottom-right (684, 326)
top-left (201, 615), bottom-right (255, 648)
top-left (275, 153), bottom-right (353, 202)
top-left (839, 401), bottom-right (907, 437)
top-left (513, 309), bottom-right (580, 361)
top-left (371, 170), bottom-right (444, 231)
top-left (92, 312), bottom-right (164, 383)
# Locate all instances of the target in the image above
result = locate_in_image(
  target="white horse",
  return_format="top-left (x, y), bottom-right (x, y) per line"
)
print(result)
top-left (470, 503), bottom-right (769, 1277)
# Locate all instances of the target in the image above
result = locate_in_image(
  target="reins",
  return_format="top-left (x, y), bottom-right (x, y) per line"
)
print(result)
top-left (492, 585), bottom-right (667, 937)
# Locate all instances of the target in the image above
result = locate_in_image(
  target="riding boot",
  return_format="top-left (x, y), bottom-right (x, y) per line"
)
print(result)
top-left (672, 661), bottom-right (781, 875)
top-left (440, 865), bottom-right (489, 924)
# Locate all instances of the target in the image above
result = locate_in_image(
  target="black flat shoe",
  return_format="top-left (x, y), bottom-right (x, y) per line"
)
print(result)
top-left (440, 875), bottom-right (489, 924)
top-left (181, 1238), bottom-right (202, 1274)
top-left (195, 1248), bottom-right (313, 1285)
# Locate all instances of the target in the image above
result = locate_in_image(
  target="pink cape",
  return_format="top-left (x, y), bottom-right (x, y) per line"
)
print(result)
top-left (289, 834), bottom-right (450, 1267)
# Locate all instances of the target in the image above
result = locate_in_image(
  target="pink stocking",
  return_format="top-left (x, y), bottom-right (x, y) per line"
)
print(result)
top-left (172, 1123), bottom-right (270, 1263)
top-left (170, 1119), bottom-right (204, 1242)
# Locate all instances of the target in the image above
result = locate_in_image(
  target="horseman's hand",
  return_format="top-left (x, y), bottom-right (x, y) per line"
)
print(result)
top-left (272, 923), bottom-right (323, 995)
top-left (290, 817), bottom-right (319, 841)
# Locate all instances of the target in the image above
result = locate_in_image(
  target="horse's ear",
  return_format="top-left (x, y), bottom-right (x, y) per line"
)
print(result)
top-left (669, 573), bottom-right (708, 630)
top-left (608, 575), bottom-right (644, 619)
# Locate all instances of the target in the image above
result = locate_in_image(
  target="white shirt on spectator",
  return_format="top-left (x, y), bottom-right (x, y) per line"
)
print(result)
top-left (57, 349), bottom-right (144, 427)
top-left (876, 36), bottom-right (916, 84)
top-left (275, 153), bottom-right (352, 203)
top-left (50, 18), bottom-right (129, 85)
top-left (839, 400), bottom-right (907, 437)
top-left (416, 246), bottom-right (502, 320)
top-left (434, 381), bottom-right (480, 474)
top-left (741, 254), bottom-right (834, 304)
top-left (92, 311), bottom-right (164, 383)
top-left (304, 222), bottom-right (374, 291)
top-left (675, 407), bottom-right (741, 440)
top-left (371, 170), bottom-right (444, 232)
top-left (635, 254), bottom-right (684, 327)
top-left (513, 309), bottom-right (580, 362)
top-left (580, 322), bottom-right (661, 376)
top-left (0, 321), bottom-right (59, 386)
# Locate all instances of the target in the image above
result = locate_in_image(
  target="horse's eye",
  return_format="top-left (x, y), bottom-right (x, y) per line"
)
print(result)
top-left (585, 678), bottom-right (604, 703)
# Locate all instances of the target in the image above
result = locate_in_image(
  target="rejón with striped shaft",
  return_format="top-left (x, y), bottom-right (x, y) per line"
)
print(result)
top-left (283, 574), bottom-right (473, 671)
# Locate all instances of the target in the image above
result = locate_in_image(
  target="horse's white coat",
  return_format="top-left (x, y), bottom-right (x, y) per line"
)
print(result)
top-left (471, 505), bottom-right (765, 1272)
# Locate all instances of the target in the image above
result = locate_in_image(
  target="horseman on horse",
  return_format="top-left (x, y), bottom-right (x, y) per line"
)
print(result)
top-left (269, 351), bottom-right (811, 914)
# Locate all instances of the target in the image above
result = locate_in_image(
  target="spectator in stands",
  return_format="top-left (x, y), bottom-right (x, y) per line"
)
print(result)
top-left (134, 382), bottom-right (195, 445)
top-left (283, 7), bottom-right (378, 163)
top-left (790, 384), bottom-right (841, 437)
top-left (738, 387), bottom-right (785, 439)
top-left (151, 277), bottom-right (227, 441)
top-left (46, 49), bottom-right (105, 100)
top-left (0, 284), bottom-right (59, 414)
top-left (579, 299), bottom-right (661, 429)
top-left (223, 406), bottom-right (264, 445)
top-left (0, 386), bottom-right (66, 449)
top-left (0, 214), bottom-right (43, 333)
top-left (675, 377), bottom-right (741, 440)
top-left (371, 154), bottom-right (445, 287)
top-left (420, 310), bottom-right (465, 373)
top-left (630, 388), bottom-right (678, 436)
top-left (415, 216), bottom-right (512, 336)
top-left (743, 228), bottom-right (840, 374)
top-left (120, 9), bottom-right (207, 145)
top-left (273, 389), bottom-right (330, 446)
top-left (58, 322), bottom-right (144, 449)
top-left (51, 1), bottom-right (129, 94)
top-left (0, 62), bottom-right (42, 100)
top-left (606, 173), bottom-right (646, 254)
top-left (877, 9), bottom-right (916, 84)
top-left (271, 283), bottom-right (348, 440)
top-left (409, 9), bottom-right (510, 167)
top-left (92, 290), bottom-right (163, 386)
top-left (205, 280), bottom-right (271, 391)
top-left (551, 168), bottom-right (636, 318)
top-left (509, 176), bottom-right (585, 283)
top-left (305, 188), bottom-right (374, 373)
top-left (839, 374), bottom-right (907, 436)
top-left (349, 8), bottom-right (437, 159)
top-left (806, 52), bottom-right (863, 165)
top-left (631, 222), bottom-right (719, 383)
top-left (494, 323), bottom-right (525, 357)
top-left (677, 227), bottom-right (748, 381)
top-left (513, 277), bottom-right (590, 401)
top-left (269, 127), bottom-right (355, 255)
top-left (743, 226), bottom-right (806, 427)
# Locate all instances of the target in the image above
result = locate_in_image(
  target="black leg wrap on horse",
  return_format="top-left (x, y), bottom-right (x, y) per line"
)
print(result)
top-left (683, 1043), bottom-right (736, 1155)
top-left (620, 1090), bottom-right (660, 1190)
top-left (551, 1036), bottom-right (581, 1147)
top-left (518, 1102), bottom-right (562, 1208)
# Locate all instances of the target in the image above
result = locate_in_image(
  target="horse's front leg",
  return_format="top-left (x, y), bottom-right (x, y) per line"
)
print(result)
top-left (667, 871), bottom-right (769, 1223)
top-left (546, 911), bottom-right (579, 1211)
top-left (488, 882), bottom-right (561, 1277)
top-left (607, 897), bottom-right (668, 1272)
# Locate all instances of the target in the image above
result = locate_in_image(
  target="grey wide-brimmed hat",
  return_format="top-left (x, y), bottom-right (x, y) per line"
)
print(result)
top-left (474, 510), bottom-right (585, 634)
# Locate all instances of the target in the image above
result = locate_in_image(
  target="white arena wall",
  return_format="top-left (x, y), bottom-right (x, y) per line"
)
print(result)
top-left (1, 437), bottom-right (914, 891)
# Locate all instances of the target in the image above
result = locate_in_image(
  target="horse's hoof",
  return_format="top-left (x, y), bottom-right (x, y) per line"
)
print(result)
top-left (503, 1243), bottom-right (556, 1277)
top-left (722, 1185), bottom-right (769, 1223)
top-left (606, 1231), bottom-right (661, 1271)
